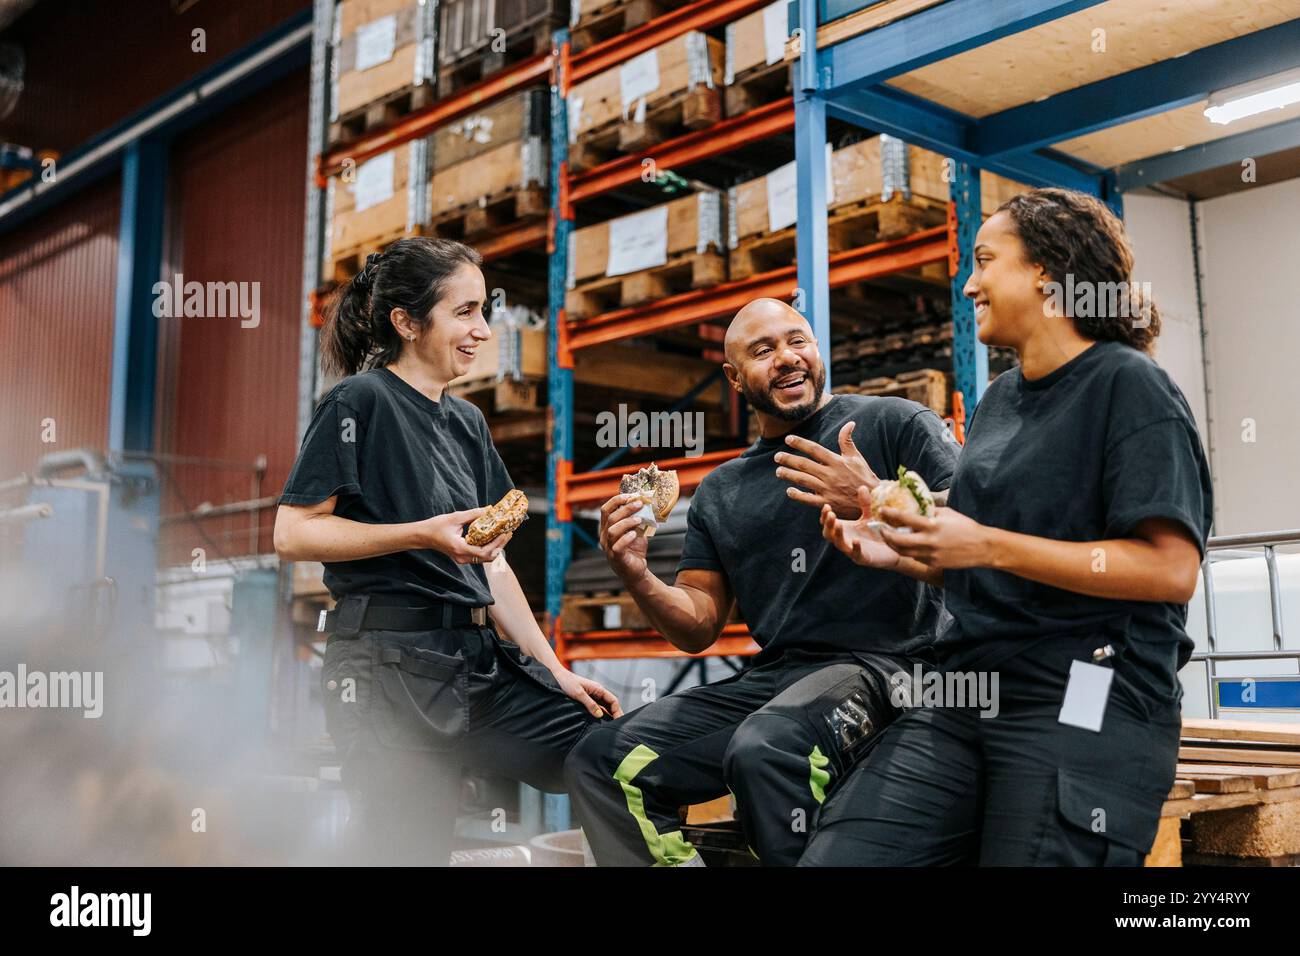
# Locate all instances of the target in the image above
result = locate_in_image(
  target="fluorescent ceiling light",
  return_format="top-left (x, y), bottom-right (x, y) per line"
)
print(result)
top-left (1205, 65), bottom-right (1300, 125)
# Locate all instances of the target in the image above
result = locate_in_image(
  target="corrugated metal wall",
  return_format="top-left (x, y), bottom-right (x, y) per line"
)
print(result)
top-left (158, 69), bottom-right (310, 564)
top-left (4, 0), bottom-right (309, 153)
top-left (0, 178), bottom-right (121, 479)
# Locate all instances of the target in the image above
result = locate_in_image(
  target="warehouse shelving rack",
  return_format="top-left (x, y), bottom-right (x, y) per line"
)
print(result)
top-left (303, 0), bottom-right (1300, 667)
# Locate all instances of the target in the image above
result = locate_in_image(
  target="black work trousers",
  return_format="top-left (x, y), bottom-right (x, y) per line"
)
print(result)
top-left (564, 649), bottom-right (903, 866)
top-left (798, 632), bottom-right (1181, 866)
top-left (321, 622), bottom-right (595, 866)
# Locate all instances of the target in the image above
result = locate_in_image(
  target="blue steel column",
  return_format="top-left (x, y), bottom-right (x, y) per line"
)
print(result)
top-left (546, 30), bottom-right (574, 634)
top-left (106, 137), bottom-right (167, 646)
top-left (110, 139), bottom-right (168, 455)
top-left (949, 160), bottom-right (987, 408)
top-left (794, 0), bottom-right (832, 388)
top-left (542, 28), bottom-right (575, 835)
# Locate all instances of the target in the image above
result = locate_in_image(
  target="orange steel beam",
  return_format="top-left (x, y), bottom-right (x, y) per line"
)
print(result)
top-left (556, 624), bottom-right (759, 666)
top-left (316, 51), bottom-right (553, 184)
top-left (564, 448), bottom-right (745, 511)
top-left (475, 219), bottom-right (547, 262)
top-left (571, 0), bottom-right (770, 83)
top-left (565, 225), bottom-right (949, 351)
top-left (569, 98), bottom-right (795, 205)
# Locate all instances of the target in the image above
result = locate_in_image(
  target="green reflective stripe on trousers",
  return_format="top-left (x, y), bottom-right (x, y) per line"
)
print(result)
top-left (613, 743), bottom-right (699, 866)
top-left (809, 745), bottom-right (831, 804)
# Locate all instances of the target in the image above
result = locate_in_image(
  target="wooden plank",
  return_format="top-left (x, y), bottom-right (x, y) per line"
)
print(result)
top-left (885, 0), bottom-right (1300, 119)
top-left (1162, 783), bottom-right (1300, 817)
top-left (1179, 746), bottom-right (1300, 767)
top-left (1143, 814), bottom-right (1182, 867)
top-left (575, 342), bottom-right (727, 404)
top-left (1182, 717), bottom-right (1300, 747)
top-left (1177, 763), bottom-right (1300, 790)
top-left (1167, 779), bottom-right (1196, 800)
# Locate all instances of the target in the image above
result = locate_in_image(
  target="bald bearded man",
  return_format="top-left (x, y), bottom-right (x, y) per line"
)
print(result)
top-left (564, 299), bottom-right (959, 866)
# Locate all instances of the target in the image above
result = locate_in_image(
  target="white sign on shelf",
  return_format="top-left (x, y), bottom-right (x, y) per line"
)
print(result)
top-left (763, 0), bottom-right (794, 66)
top-left (765, 143), bottom-right (833, 232)
top-left (354, 151), bottom-right (395, 213)
top-left (607, 205), bottom-right (669, 277)
top-left (355, 15), bottom-right (398, 73)
top-left (620, 49), bottom-right (661, 112)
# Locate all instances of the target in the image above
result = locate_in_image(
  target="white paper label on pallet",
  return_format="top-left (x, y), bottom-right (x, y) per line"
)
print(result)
top-left (354, 151), bottom-right (395, 213)
top-left (765, 144), bottom-right (832, 232)
top-left (620, 49), bottom-right (661, 112)
top-left (763, 1), bottom-right (794, 66)
top-left (356, 15), bottom-right (397, 72)
top-left (606, 205), bottom-right (668, 277)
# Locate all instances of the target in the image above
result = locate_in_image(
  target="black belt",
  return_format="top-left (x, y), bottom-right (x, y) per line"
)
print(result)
top-left (318, 594), bottom-right (488, 636)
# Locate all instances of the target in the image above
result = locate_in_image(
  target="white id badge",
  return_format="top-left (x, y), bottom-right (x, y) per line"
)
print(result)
top-left (1057, 660), bottom-right (1115, 732)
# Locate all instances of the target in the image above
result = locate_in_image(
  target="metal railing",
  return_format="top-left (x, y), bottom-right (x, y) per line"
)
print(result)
top-left (1193, 529), bottom-right (1300, 717)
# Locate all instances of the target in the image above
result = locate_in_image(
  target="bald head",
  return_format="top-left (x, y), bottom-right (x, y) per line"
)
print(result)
top-left (723, 298), bottom-right (813, 366)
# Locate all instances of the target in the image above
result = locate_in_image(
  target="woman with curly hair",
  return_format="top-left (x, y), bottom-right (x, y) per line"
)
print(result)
top-left (802, 188), bottom-right (1213, 866)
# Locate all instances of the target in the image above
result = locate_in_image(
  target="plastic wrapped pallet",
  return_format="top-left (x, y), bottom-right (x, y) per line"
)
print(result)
top-left (325, 138), bottom-right (431, 282)
top-left (427, 87), bottom-right (550, 228)
top-left (567, 30), bottom-right (724, 168)
top-left (332, 0), bottom-right (437, 124)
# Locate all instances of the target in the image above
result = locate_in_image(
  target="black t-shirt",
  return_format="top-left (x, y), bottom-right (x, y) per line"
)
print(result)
top-left (279, 368), bottom-right (514, 605)
top-left (941, 340), bottom-right (1214, 695)
top-left (677, 394), bottom-right (958, 663)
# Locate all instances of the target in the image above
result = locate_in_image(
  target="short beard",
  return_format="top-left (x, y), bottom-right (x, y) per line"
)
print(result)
top-left (743, 365), bottom-right (827, 422)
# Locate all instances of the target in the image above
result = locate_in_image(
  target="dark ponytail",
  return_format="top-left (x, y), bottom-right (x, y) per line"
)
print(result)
top-left (320, 237), bottom-right (483, 377)
top-left (997, 188), bottom-right (1160, 354)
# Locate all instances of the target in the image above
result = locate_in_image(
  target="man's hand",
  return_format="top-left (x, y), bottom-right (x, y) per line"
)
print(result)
top-left (599, 493), bottom-right (650, 586)
top-left (820, 488), bottom-right (902, 568)
top-left (775, 421), bottom-right (879, 518)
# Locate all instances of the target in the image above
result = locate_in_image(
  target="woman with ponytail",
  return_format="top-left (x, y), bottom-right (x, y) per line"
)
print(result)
top-left (275, 237), bottom-right (621, 865)
top-left (802, 189), bottom-right (1213, 866)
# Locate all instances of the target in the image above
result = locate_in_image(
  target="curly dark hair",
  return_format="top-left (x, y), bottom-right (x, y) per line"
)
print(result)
top-left (996, 188), bottom-right (1160, 353)
top-left (320, 236), bottom-right (483, 377)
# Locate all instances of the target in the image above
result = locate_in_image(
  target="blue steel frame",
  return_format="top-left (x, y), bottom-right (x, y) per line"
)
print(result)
top-left (546, 29), bottom-right (575, 629)
top-left (792, 0), bottom-right (1300, 410)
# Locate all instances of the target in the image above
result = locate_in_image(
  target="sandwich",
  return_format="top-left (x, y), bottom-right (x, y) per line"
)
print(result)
top-left (869, 465), bottom-right (935, 528)
top-left (465, 489), bottom-right (529, 546)
top-left (619, 463), bottom-right (680, 538)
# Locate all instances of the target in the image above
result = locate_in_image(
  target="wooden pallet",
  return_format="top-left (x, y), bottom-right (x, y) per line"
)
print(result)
top-left (1147, 718), bottom-right (1300, 866)
top-left (845, 368), bottom-right (949, 415)
top-left (725, 59), bottom-right (792, 116)
top-left (566, 249), bottom-right (726, 320)
top-left (569, 85), bottom-right (722, 173)
top-left (560, 592), bottom-right (652, 632)
top-left (452, 376), bottom-right (546, 414)
top-left (326, 226), bottom-right (413, 287)
top-left (427, 185), bottom-right (549, 240)
top-left (570, 0), bottom-right (685, 52)
top-left (329, 82), bottom-right (435, 149)
top-left (728, 196), bottom-right (947, 281)
top-left (437, 18), bottom-right (558, 97)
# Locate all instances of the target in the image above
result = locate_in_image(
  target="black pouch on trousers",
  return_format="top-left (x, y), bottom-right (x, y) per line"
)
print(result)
top-left (371, 639), bottom-right (469, 752)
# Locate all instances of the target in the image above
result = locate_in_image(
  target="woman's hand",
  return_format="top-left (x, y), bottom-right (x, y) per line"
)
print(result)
top-left (776, 422), bottom-right (880, 518)
top-left (553, 669), bottom-right (624, 719)
top-left (820, 487), bottom-right (902, 568)
top-left (416, 507), bottom-right (512, 564)
top-left (876, 504), bottom-right (991, 570)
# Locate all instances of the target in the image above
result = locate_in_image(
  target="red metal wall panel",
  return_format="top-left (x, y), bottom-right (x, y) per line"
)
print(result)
top-left (0, 177), bottom-right (120, 480)
top-left (2, 0), bottom-right (310, 153)
top-left (158, 69), bottom-right (309, 564)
